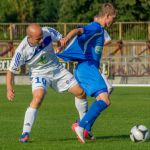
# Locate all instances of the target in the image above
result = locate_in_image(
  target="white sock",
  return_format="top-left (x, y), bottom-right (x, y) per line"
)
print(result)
top-left (22, 107), bottom-right (38, 133)
top-left (75, 97), bottom-right (88, 120)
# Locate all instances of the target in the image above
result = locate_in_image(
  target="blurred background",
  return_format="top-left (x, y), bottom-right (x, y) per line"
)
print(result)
top-left (0, 0), bottom-right (150, 85)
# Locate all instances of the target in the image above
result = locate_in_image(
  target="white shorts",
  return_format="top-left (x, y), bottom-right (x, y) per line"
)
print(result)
top-left (31, 68), bottom-right (78, 92)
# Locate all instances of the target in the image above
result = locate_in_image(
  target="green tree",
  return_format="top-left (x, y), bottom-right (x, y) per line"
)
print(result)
top-left (58, 0), bottom-right (150, 22)
top-left (0, 0), bottom-right (34, 22)
top-left (116, 0), bottom-right (150, 21)
top-left (59, 0), bottom-right (95, 22)
top-left (35, 0), bottom-right (60, 22)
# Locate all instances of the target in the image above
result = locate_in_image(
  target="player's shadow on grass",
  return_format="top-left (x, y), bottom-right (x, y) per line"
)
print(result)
top-left (96, 134), bottom-right (129, 141)
top-left (45, 134), bottom-right (129, 142)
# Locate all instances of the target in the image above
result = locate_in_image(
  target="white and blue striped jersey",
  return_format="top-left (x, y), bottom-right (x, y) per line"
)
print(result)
top-left (9, 27), bottom-right (63, 76)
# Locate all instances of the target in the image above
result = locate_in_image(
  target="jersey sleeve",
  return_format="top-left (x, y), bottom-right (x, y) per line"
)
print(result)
top-left (104, 29), bottom-right (111, 43)
top-left (79, 23), bottom-right (102, 42)
top-left (47, 27), bottom-right (62, 42)
top-left (8, 42), bottom-right (25, 73)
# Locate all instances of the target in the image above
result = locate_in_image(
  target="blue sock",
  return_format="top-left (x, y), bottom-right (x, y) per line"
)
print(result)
top-left (85, 117), bottom-right (95, 131)
top-left (79, 100), bottom-right (108, 129)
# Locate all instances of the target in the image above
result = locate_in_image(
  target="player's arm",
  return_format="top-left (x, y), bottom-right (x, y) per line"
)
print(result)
top-left (6, 70), bottom-right (15, 101)
top-left (6, 42), bottom-right (25, 101)
top-left (57, 28), bottom-right (83, 53)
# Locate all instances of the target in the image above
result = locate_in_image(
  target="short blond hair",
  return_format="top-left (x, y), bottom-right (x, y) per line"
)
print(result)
top-left (98, 3), bottom-right (118, 17)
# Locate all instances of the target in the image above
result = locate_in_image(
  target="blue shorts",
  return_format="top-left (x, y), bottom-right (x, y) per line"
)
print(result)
top-left (74, 61), bottom-right (108, 97)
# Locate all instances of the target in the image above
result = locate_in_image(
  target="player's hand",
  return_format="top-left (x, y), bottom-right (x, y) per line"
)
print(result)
top-left (56, 37), bottom-right (69, 53)
top-left (7, 89), bottom-right (15, 101)
top-left (56, 46), bottom-right (64, 53)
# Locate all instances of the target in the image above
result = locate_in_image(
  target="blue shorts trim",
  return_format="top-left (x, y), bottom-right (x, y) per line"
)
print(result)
top-left (92, 88), bottom-right (108, 97)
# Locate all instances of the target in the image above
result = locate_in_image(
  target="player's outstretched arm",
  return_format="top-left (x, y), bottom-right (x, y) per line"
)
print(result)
top-left (6, 70), bottom-right (15, 101)
top-left (56, 28), bottom-right (83, 53)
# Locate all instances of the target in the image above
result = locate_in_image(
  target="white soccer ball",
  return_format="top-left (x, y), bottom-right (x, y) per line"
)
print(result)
top-left (130, 125), bottom-right (150, 142)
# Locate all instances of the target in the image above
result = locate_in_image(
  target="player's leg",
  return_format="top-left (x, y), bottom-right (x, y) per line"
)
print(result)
top-left (52, 67), bottom-right (88, 119)
top-left (73, 62), bottom-right (110, 143)
top-left (83, 73), bottom-right (112, 134)
top-left (75, 93), bottom-right (110, 143)
top-left (51, 67), bottom-right (88, 143)
top-left (80, 92), bottom-right (110, 129)
top-left (68, 84), bottom-right (88, 121)
top-left (101, 72), bottom-right (113, 94)
top-left (20, 76), bottom-right (48, 143)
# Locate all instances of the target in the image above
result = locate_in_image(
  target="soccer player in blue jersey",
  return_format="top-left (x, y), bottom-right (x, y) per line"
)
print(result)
top-left (57, 3), bottom-right (117, 143)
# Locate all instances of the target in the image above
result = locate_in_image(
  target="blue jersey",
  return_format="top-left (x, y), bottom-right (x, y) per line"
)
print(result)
top-left (57, 22), bottom-right (105, 66)
top-left (57, 22), bottom-right (107, 96)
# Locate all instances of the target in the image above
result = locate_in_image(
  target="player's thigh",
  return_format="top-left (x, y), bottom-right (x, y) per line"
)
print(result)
top-left (30, 76), bottom-right (49, 107)
top-left (75, 63), bottom-right (107, 96)
top-left (31, 76), bottom-right (49, 93)
top-left (52, 68), bottom-right (77, 92)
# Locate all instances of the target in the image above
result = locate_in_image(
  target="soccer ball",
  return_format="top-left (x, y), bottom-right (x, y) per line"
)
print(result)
top-left (130, 125), bottom-right (150, 142)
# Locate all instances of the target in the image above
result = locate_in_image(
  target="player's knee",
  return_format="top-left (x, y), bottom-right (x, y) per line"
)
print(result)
top-left (76, 89), bottom-right (86, 99)
top-left (96, 93), bottom-right (111, 105)
top-left (68, 84), bottom-right (86, 99)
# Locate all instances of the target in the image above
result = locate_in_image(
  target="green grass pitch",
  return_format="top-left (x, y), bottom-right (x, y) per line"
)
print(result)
top-left (0, 85), bottom-right (150, 150)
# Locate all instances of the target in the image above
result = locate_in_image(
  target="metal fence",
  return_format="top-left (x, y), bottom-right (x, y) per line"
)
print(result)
top-left (102, 41), bottom-right (150, 79)
top-left (0, 41), bottom-right (149, 78)
top-left (0, 22), bottom-right (150, 41)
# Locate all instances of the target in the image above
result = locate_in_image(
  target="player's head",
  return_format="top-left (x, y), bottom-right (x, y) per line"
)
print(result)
top-left (97, 3), bottom-right (117, 27)
top-left (27, 23), bottom-right (43, 46)
top-left (116, 40), bottom-right (123, 49)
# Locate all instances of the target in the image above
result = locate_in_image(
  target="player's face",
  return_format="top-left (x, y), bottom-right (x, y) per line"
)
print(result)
top-left (28, 31), bottom-right (43, 46)
top-left (32, 33), bottom-right (43, 46)
top-left (106, 15), bottom-right (116, 27)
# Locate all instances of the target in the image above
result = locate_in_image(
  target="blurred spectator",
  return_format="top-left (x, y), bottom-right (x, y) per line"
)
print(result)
top-left (110, 40), bottom-right (124, 56)
top-left (109, 40), bottom-right (124, 75)
top-left (109, 40), bottom-right (128, 83)
top-left (0, 41), bottom-right (14, 57)
top-left (138, 40), bottom-right (150, 75)
top-left (138, 40), bottom-right (150, 56)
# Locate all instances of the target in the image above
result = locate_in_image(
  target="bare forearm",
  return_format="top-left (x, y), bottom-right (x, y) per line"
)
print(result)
top-left (65, 28), bottom-right (83, 41)
top-left (6, 70), bottom-right (15, 101)
top-left (57, 28), bottom-right (83, 52)
top-left (6, 70), bottom-right (14, 90)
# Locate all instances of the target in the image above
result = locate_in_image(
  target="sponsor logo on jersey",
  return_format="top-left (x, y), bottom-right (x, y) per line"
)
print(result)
top-left (38, 54), bottom-right (50, 64)
top-left (95, 46), bottom-right (102, 54)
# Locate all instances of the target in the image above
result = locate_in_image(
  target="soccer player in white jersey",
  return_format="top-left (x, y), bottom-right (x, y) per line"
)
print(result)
top-left (6, 23), bottom-right (86, 143)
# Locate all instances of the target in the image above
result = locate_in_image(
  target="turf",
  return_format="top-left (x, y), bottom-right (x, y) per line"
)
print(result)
top-left (0, 85), bottom-right (150, 150)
